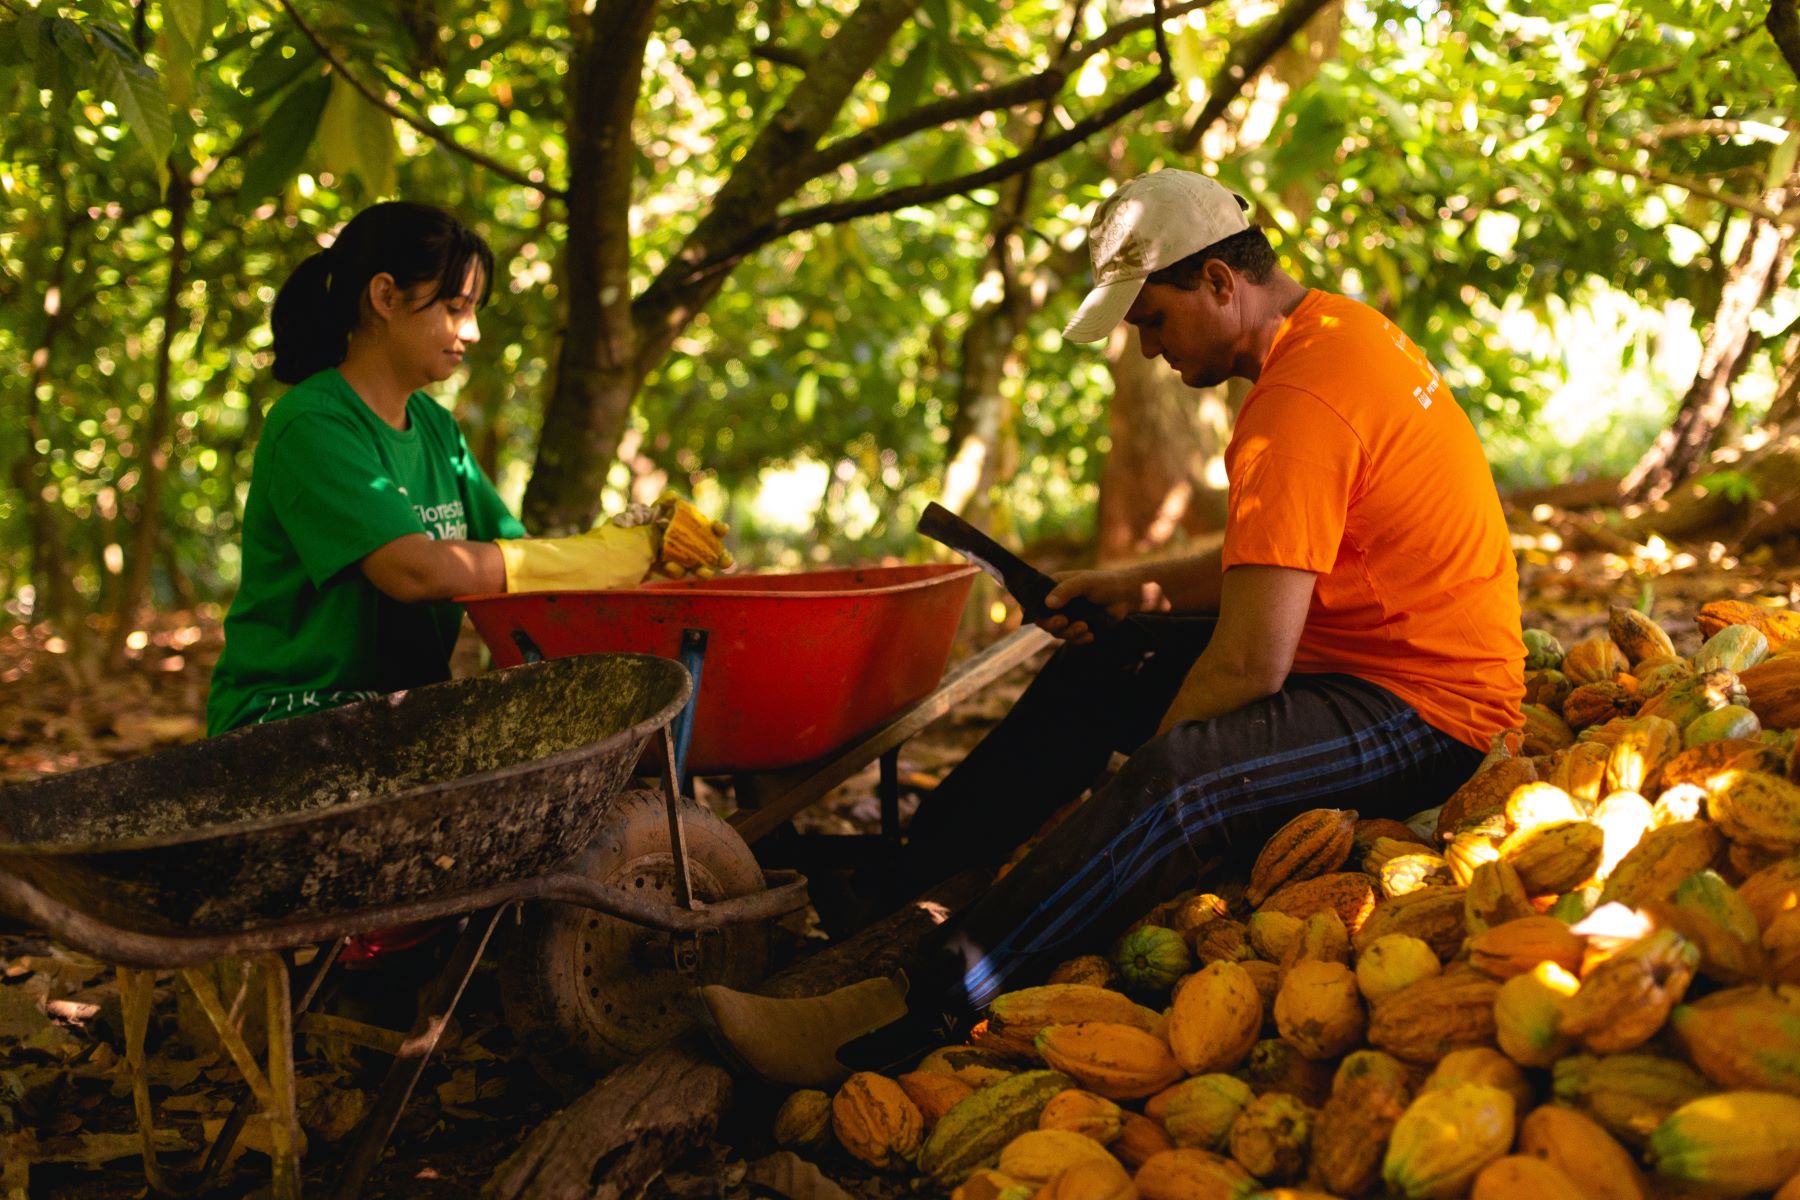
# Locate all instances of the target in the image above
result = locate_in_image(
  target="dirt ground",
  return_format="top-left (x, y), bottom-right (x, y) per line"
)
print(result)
top-left (2, 531), bottom-right (1798, 1197)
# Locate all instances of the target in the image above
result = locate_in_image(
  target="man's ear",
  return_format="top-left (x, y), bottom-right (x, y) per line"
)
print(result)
top-left (1204, 259), bottom-right (1235, 301)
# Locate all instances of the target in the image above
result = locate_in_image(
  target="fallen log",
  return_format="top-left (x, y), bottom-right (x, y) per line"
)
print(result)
top-left (482, 869), bottom-right (989, 1200)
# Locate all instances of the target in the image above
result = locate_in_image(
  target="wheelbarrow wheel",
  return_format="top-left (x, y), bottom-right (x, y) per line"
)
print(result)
top-left (500, 788), bottom-right (768, 1094)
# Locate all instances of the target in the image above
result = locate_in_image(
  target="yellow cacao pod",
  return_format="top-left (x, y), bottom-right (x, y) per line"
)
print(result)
top-left (1646, 1090), bottom-right (1800, 1194)
top-left (1443, 831), bottom-right (1503, 887)
top-left (1279, 909), bottom-right (1351, 969)
top-left (1462, 858), bottom-right (1534, 936)
top-left (1738, 853), bottom-right (1800, 930)
top-left (1422, 1046), bottom-right (1532, 1114)
top-left (1598, 819), bottom-right (1724, 907)
top-left (1352, 885), bottom-right (1469, 961)
top-left (1047, 956), bottom-right (1123, 989)
top-left (1591, 790), bottom-right (1655, 879)
top-left (774, 1089), bottom-right (832, 1149)
top-left (1550, 739), bottom-right (1614, 799)
top-left (918, 1069), bottom-right (1076, 1187)
top-left (1506, 781), bottom-right (1584, 830)
top-left (1494, 961), bottom-right (1579, 1068)
top-left (1354, 933), bottom-right (1441, 1003)
top-left (1603, 715), bottom-right (1682, 795)
top-left (997, 1128), bottom-right (1116, 1185)
top-left (1226, 1091), bottom-right (1313, 1184)
top-left (1497, 819), bottom-right (1604, 895)
top-left (1551, 1052), bottom-right (1712, 1149)
top-left (1160, 1074), bottom-right (1253, 1152)
top-left (1247, 910), bottom-right (1305, 963)
top-left (1273, 960), bottom-right (1364, 1061)
top-left (1707, 769), bottom-right (1800, 850)
top-left (1382, 1083), bottom-right (1516, 1199)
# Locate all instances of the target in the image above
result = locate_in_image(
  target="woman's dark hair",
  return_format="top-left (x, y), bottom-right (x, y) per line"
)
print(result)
top-left (1147, 226), bottom-right (1278, 290)
top-left (270, 201), bottom-right (495, 384)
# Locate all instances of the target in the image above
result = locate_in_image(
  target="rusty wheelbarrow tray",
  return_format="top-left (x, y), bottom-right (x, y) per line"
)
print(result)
top-left (0, 653), bottom-right (806, 1199)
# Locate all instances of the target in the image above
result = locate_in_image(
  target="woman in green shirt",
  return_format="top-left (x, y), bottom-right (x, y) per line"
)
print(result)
top-left (209, 202), bottom-right (725, 735)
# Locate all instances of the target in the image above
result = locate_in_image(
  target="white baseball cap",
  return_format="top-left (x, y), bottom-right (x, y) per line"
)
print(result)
top-left (1062, 170), bottom-right (1251, 343)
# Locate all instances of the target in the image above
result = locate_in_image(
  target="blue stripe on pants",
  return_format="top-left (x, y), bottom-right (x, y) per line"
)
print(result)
top-left (959, 708), bottom-right (1463, 1007)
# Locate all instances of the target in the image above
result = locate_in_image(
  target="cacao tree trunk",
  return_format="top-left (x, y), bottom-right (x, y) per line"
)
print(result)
top-left (1622, 194), bottom-right (1797, 505)
top-left (519, 1), bottom-right (660, 535)
top-left (110, 167), bottom-right (193, 668)
top-left (1095, 330), bottom-right (1236, 563)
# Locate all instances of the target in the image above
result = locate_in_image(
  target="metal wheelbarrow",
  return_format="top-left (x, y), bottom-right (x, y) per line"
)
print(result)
top-left (0, 653), bottom-right (807, 1199)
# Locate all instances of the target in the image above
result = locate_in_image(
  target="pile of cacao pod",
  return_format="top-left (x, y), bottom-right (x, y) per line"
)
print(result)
top-left (770, 598), bottom-right (1800, 1199)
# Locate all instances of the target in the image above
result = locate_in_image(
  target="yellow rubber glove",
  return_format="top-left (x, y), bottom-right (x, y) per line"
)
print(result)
top-left (496, 493), bottom-right (733, 592)
top-left (496, 523), bottom-right (658, 593)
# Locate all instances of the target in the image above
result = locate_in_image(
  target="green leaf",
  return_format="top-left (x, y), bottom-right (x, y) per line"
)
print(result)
top-left (317, 74), bottom-right (396, 197)
top-left (157, 0), bottom-right (206, 109)
top-left (91, 28), bottom-right (173, 174)
top-left (794, 372), bottom-right (818, 424)
top-left (237, 73), bottom-right (330, 203)
top-left (886, 32), bottom-right (934, 117)
top-left (239, 27), bottom-right (317, 98)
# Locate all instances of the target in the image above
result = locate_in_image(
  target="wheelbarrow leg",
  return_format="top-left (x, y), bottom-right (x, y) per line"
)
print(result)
top-left (334, 906), bottom-right (506, 1200)
top-left (118, 966), bottom-right (182, 1198)
top-left (177, 959), bottom-right (302, 1200)
top-left (202, 939), bottom-right (346, 1189)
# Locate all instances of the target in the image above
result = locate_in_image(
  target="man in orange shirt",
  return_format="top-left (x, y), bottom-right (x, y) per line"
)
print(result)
top-left (701, 169), bottom-right (1525, 1085)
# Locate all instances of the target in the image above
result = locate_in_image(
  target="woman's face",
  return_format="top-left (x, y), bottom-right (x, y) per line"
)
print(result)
top-left (370, 262), bottom-right (484, 386)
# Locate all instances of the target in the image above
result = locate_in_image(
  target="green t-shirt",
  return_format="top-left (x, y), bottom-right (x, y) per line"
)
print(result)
top-left (206, 369), bottom-right (525, 735)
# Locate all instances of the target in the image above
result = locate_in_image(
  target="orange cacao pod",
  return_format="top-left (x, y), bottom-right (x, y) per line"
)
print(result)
top-left (1564, 635), bottom-right (1629, 685)
top-left (1226, 1092), bottom-right (1314, 1183)
top-left (1549, 739), bottom-right (1614, 801)
top-left (1132, 1148), bottom-right (1254, 1200)
top-left (831, 1072), bottom-right (924, 1168)
top-left (1463, 859), bottom-right (1535, 936)
top-left (1468, 915), bottom-right (1587, 979)
top-left (1422, 1046), bottom-right (1532, 1114)
top-left (1166, 961), bottom-right (1261, 1075)
top-left (1111, 1111), bottom-right (1173, 1170)
top-left (1259, 872), bottom-right (1380, 934)
top-left (1609, 604), bottom-right (1678, 664)
top-left (1312, 1049), bottom-right (1412, 1197)
top-left (1368, 969), bottom-right (1502, 1064)
top-left (1738, 853), bottom-right (1800, 930)
top-left (1563, 682), bottom-right (1640, 732)
top-left (1668, 985), bottom-right (1800, 1094)
top-left (1036, 1089), bottom-right (1124, 1144)
top-left (1035, 1023), bottom-right (1182, 1101)
top-left (1516, 1104), bottom-right (1651, 1200)
top-left (1437, 758), bottom-right (1538, 841)
top-left (899, 1071), bottom-right (976, 1128)
top-left (1247, 808), bottom-right (1358, 907)
top-left (1558, 929), bottom-right (1700, 1054)
top-left (1471, 1155), bottom-right (1586, 1200)
top-left (1522, 704), bottom-right (1576, 754)
top-left (1696, 598), bottom-right (1800, 644)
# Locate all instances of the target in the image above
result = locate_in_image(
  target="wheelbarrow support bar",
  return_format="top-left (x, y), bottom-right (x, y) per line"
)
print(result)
top-left (0, 864), bottom-right (808, 968)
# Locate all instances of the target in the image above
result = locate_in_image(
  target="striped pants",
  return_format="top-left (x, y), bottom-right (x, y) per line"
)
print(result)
top-left (903, 617), bottom-right (1484, 1013)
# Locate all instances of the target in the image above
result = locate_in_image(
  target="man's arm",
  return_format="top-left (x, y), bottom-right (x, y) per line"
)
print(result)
top-left (1042, 548), bottom-right (1225, 643)
top-left (1156, 564), bottom-right (1316, 735)
top-left (362, 534), bottom-right (506, 603)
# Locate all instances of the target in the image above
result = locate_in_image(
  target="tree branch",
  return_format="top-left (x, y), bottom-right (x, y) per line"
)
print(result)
top-left (1631, 118), bottom-right (1787, 147)
top-left (1174, 0), bottom-right (1337, 151)
top-left (684, 53), bottom-right (1176, 287)
top-left (1571, 148), bottom-right (1789, 223)
top-left (272, 0), bottom-right (562, 199)
top-left (751, 41), bottom-right (809, 69)
top-left (1772, 0), bottom-right (1800, 82)
top-left (807, 0), bottom-right (1215, 179)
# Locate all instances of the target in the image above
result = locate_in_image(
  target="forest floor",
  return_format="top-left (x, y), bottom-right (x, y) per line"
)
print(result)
top-left (3, 523), bottom-right (1799, 1198)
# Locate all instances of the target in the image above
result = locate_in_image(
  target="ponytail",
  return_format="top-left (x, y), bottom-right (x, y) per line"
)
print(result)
top-left (268, 201), bottom-right (496, 386)
top-left (270, 251), bottom-right (353, 384)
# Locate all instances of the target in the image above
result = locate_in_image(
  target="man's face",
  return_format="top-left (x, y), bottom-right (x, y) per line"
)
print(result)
top-left (1123, 267), bottom-right (1241, 389)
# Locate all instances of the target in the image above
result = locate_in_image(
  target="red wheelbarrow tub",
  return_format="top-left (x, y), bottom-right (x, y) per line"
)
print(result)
top-left (460, 563), bottom-right (981, 773)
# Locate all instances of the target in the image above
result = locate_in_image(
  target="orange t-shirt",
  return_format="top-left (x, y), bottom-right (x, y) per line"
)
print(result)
top-left (1221, 290), bottom-right (1523, 749)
